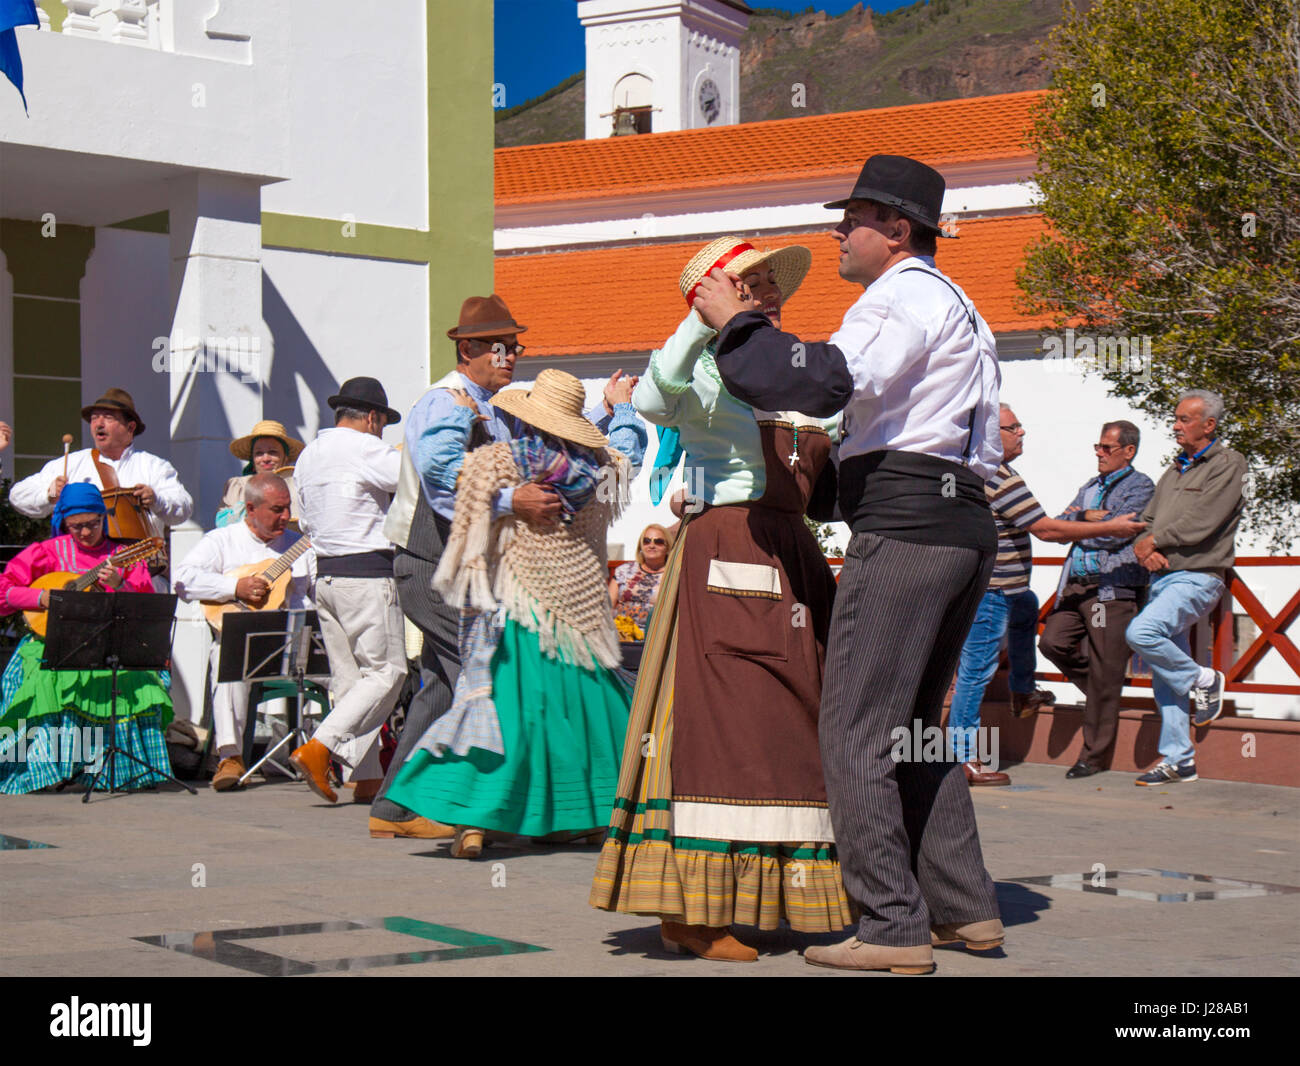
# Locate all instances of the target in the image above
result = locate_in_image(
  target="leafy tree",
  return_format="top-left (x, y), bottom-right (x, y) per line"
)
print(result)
top-left (1019, 0), bottom-right (1300, 545)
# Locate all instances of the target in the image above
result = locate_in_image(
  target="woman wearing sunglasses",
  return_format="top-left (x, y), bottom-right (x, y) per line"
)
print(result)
top-left (590, 237), bottom-right (851, 961)
top-left (609, 524), bottom-right (673, 636)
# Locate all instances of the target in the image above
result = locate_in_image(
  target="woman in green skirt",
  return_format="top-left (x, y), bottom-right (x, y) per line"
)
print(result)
top-left (386, 369), bottom-right (645, 857)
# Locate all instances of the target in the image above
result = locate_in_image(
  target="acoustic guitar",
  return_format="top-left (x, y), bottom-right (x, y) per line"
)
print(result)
top-left (24, 537), bottom-right (168, 638)
top-left (201, 536), bottom-right (313, 633)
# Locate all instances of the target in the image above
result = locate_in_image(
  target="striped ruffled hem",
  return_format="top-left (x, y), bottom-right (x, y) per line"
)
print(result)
top-left (590, 831), bottom-right (854, 933)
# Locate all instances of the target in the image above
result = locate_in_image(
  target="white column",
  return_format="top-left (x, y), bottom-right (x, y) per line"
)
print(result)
top-left (166, 172), bottom-right (264, 724)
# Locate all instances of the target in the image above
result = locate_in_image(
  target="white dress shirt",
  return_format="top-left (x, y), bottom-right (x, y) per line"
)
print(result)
top-left (173, 521), bottom-right (315, 607)
top-left (9, 444), bottom-right (194, 525)
top-left (829, 256), bottom-right (1002, 479)
top-left (293, 427), bottom-right (401, 558)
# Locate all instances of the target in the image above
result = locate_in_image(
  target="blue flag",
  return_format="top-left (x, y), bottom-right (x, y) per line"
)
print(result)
top-left (0, 0), bottom-right (39, 112)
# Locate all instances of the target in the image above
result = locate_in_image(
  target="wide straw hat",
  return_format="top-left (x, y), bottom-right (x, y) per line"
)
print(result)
top-left (229, 419), bottom-right (306, 463)
top-left (678, 236), bottom-right (813, 311)
top-left (492, 369), bottom-right (608, 451)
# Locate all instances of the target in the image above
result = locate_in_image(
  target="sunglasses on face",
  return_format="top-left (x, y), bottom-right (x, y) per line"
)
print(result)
top-left (642, 537), bottom-right (667, 546)
top-left (1094, 443), bottom-right (1124, 454)
top-left (1000, 423), bottom-right (1023, 433)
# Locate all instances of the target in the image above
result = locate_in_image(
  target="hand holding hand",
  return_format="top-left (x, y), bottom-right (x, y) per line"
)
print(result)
top-left (692, 268), bottom-right (756, 332)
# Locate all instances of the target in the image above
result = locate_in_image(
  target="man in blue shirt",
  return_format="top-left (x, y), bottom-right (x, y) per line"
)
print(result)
top-left (1038, 421), bottom-right (1155, 779)
top-left (369, 294), bottom-right (644, 839)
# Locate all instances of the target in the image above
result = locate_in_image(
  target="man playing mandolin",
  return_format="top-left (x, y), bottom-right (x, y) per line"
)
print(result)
top-left (174, 474), bottom-right (316, 792)
top-left (8, 388), bottom-right (193, 538)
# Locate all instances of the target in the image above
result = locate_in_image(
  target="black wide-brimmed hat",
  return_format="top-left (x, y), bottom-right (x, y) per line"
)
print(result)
top-left (825, 154), bottom-right (955, 238)
top-left (327, 377), bottom-right (401, 424)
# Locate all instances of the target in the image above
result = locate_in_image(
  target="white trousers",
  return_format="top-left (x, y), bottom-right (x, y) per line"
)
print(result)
top-left (311, 574), bottom-right (406, 781)
top-left (209, 642), bottom-right (250, 760)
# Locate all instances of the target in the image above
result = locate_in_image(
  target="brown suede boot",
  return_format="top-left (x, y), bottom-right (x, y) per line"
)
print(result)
top-left (660, 921), bottom-right (758, 962)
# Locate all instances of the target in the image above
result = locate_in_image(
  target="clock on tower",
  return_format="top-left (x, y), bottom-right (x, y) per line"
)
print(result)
top-left (697, 78), bottom-right (721, 126)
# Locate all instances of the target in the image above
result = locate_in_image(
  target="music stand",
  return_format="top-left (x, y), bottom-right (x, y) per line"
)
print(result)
top-left (217, 609), bottom-right (330, 785)
top-left (41, 591), bottom-right (195, 801)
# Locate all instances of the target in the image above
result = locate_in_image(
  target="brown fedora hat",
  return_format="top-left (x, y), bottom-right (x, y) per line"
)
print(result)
top-left (447, 294), bottom-right (528, 340)
top-left (81, 387), bottom-right (145, 435)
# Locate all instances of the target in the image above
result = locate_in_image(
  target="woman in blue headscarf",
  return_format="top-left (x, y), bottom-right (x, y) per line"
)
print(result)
top-left (0, 483), bottom-right (171, 793)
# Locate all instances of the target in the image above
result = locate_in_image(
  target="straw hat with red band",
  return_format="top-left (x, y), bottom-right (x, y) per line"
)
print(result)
top-left (678, 236), bottom-right (813, 311)
top-left (492, 369), bottom-right (608, 451)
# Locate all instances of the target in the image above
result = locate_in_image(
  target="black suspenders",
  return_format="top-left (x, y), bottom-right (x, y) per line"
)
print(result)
top-left (900, 266), bottom-right (982, 464)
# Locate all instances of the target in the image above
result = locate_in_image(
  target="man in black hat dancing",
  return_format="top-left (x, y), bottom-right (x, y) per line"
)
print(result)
top-left (290, 377), bottom-right (405, 804)
top-left (693, 155), bottom-right (1004, 974)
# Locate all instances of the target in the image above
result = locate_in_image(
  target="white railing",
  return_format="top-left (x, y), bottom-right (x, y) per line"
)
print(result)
top-left (36, 1), bottom-right (251, 62)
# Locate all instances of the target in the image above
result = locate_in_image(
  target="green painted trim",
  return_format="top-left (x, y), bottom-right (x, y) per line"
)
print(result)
top-left (261, 212), bottom-right (433, 264)
top-left (39, 0), bottom-right (64, 33)
top-left (108, 211), bottom-right (169, 234)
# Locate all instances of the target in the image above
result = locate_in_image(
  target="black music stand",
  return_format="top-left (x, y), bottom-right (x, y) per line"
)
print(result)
top-left (217, 609), bottom-right (330, 785)
top-left (41, 591), bottom-right (195, 801)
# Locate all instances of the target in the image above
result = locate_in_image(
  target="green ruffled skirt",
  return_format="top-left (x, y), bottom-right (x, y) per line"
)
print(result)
top-left (387, 618), bottom-right (632, 836)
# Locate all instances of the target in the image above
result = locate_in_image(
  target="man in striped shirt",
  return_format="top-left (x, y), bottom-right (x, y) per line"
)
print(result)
top-left (950, 405), bottom-right (1147, 784)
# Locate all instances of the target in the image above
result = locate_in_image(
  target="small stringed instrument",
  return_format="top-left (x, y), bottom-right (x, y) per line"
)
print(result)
top-left (24, 537), bottom-right (167, 638)
top-left (201, 536), bottom-right (313, 633)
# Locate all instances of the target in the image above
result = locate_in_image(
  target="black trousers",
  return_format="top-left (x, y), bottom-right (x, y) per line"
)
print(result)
top-left (1038, 584), bottom-right (1139, 769)
top-left (369, 548), bottom-right (461, 822)
top-left (820, 531), bottom-right (1001, 946)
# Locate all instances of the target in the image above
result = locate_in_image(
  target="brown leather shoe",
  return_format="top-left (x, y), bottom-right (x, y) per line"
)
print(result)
top-left (211, 756), bottom-right (246, 792)
top-left (931, 918), bottom-right (1005, 951)
top-left (1011, 688), bottom-right (1057, 718)
top-left (351, 778), bottom-right (382, 804)
top-left (660, 921), bottom-right (758, 963)
top-left (450, 827), bottom-right (485, 859)
top-left (289, 738), bottom-right (337, 803)
top-left (804, 934), bottom-right (934, 974)
top-left (963, 760), bottom-right (1011, 786)
top-left (369, 815), bottom-right (456, 839)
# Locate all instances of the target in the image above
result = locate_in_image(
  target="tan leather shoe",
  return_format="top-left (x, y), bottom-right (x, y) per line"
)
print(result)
top-left (450, 827), bottom-right (485, 859)
top-left (289, 738), bottom-right (337, 803)
top-left (963, 760), bottom-right (1011, 786)
top-left (660, 921), bottom-right (758, 963)
top-left (369, 815), bottom-right (456, 840)
top-left (805, 934), bottom-right (934, 974)
top-left (931, 918), bottom-right (1005, 951)
top-left (211, 756), bottom-right (246, 792)
top-left (351, 778), bottom-right (382, 804)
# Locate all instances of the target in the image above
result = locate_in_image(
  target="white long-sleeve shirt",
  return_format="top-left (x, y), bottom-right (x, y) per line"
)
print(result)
top-left (173, 521), bottom-right (314, 607)
top-left (293, 427), bottom-right (402, 558)
top-left (9, 444), bottom-right (194, 526)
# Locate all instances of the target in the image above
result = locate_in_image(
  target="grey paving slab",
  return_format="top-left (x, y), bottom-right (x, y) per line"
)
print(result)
top-left (0, 763), bottom-right (1296, 976)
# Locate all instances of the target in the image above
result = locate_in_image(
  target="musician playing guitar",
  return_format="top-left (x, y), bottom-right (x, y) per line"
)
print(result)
top-left (173, 473), bottom-right (316, 792)
top-left (0, 483), bottom-right (172, 795)
top-left (7, 388), bottom-right (193, 539)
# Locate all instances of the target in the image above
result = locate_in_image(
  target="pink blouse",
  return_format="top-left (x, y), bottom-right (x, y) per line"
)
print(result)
top-left (0, 535), bottom-right (155, 615)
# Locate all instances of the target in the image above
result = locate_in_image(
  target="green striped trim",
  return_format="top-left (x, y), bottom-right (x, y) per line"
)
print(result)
top-left (613, 797), bottom-right (671, 813)
top-left (608, 827), bottom-right (835, 861)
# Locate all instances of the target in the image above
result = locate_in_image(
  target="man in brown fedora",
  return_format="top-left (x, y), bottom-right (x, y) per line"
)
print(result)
top-left (9, 387), bottom-right (193, 533)
top-left (371, 293), bottom-right (644, 839)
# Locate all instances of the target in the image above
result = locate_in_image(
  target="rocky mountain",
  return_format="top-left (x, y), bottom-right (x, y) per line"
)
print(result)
top-left (495, 0), bottom-right (1080, 148)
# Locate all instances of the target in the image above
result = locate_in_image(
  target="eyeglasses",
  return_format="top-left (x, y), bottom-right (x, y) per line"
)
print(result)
top-left (473, 339), bottom-right (526, 358)
top-left (65, 519), bottom-right (103, 534)
top-left (1094, 443), bottom-right (1123, 454)
top-left (1000, 423), bottom-right (1023, 433)
top-left (642, 537), bottom-right (667, 546)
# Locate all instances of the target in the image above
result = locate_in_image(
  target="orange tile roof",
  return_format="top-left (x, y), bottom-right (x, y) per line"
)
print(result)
top-left (495, 91), bottom-right (1044, 205)
top-left (496, 215), bottom-right (1052, 357)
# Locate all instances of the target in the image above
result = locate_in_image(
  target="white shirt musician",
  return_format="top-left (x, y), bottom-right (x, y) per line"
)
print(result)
top-left (173, 474), bottom-right (315, 792)
top-left (8, 388), bottom-right (193, 530)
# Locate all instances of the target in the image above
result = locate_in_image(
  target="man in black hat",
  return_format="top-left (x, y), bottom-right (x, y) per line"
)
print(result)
top-left (9, 386), bottom-right (193, 532)
top-left (693, 155), bottom-right (1004, 974)
top-left (289, 377), bottom-right (406, 804)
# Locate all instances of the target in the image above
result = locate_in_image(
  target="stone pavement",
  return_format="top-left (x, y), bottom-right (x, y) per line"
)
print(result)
top-left (0, 762), bottom-right (1296, 977)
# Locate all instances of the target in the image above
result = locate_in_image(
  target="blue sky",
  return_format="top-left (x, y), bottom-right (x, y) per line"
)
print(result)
top-left (494, 0), bottom-right (923, 108)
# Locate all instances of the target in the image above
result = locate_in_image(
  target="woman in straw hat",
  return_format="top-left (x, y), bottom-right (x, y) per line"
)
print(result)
top-left (216, 419), bottom-right (305, 527)
top-left (589, 237), bottom-right (852, 961)
top-left (385, 368), bottom-right (646, 859)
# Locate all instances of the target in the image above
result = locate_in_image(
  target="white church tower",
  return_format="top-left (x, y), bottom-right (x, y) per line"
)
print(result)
top-left (577, 0), bottom-right (751, 138)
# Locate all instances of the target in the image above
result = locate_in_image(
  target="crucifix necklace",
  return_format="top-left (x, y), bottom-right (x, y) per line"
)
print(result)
top-left (788, 424), bottom-right (800, 467)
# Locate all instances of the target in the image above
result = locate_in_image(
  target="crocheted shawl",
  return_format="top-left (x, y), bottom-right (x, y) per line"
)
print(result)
top-left (433, 438), bottom-right (628, 672)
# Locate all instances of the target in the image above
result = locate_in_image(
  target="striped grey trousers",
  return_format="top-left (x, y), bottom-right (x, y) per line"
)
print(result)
top-left (821, 531), bottom-right (1001, 946)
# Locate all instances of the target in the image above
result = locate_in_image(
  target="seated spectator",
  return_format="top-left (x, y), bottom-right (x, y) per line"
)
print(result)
top-left (1038, 421), bottom-right (1155, 778)
top-left (609, 523), bottom-right (672, 636)
top-left (1127, 390), bottom-right (1245, 787)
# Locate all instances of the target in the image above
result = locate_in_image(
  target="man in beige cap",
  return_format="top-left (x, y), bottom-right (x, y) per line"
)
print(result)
top-left (371, 294), bottom-right (642, 839)
top-left (9, 387), bottom-right (193, 532)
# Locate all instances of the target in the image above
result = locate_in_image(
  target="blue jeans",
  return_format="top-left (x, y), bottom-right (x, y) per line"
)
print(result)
top-left (949, 588), bottom-right (1040, 761)
top-left (1125, 570), bottom-right (1225, 766)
